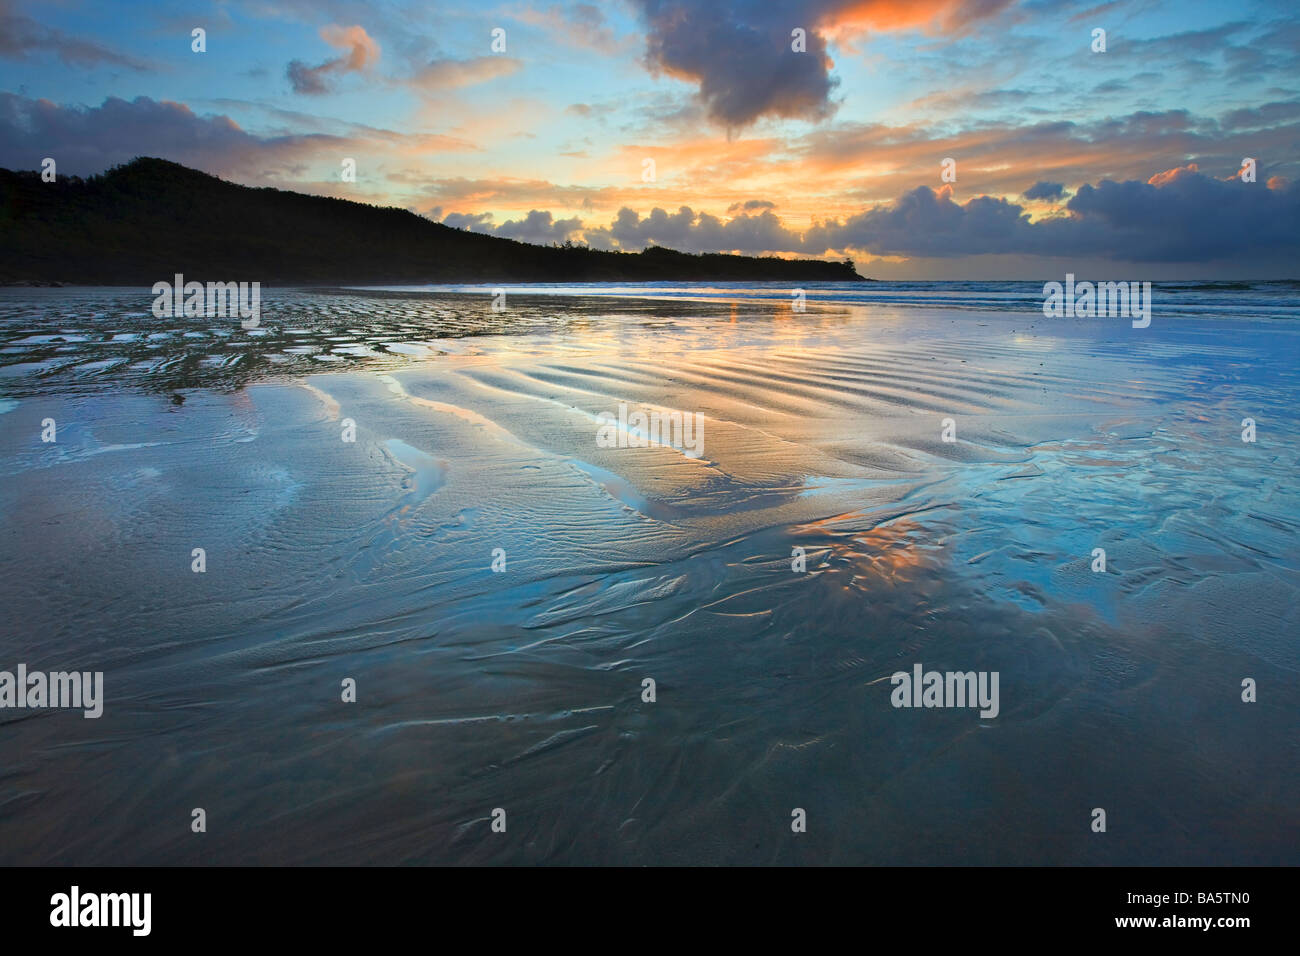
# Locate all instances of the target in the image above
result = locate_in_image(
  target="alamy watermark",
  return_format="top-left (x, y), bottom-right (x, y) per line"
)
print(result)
top-left (596, 402), bottom-right (704, 458)
top-left (50, 886), bottom-right (150, 936)
top-left (1042, 274), bottom-right (1151, 328)
top-left (890, 663), bottom-right (999, 718)
top-left (151, 273), bottom-right (261, 328)
top-left (0, 665), bottom-right (103, 718)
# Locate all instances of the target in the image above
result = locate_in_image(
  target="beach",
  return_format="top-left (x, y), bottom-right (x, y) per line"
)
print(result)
top-left (0, 283), bottom-right (1297, 864)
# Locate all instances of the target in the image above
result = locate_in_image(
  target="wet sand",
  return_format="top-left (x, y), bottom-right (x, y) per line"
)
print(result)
top-left (0, 287), bottom-right (1297, 864)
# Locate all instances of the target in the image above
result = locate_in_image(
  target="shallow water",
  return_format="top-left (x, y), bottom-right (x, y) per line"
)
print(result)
top-left (0, 284), bottom-right (1297, 864)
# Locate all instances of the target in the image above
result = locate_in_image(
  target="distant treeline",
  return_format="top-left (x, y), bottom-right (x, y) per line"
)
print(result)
top-left (0, 157), bottom-right (864, 285)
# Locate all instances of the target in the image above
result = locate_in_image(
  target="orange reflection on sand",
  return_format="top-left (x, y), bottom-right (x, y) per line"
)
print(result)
top-left (797, 513), bottom-right (932, 584)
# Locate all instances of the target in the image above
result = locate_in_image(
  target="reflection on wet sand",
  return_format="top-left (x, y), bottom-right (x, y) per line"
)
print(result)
top-left (0, 286), bottom-right (1297, 864)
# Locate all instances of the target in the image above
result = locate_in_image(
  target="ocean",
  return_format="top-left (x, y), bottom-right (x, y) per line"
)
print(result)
top-left (0, 281), bottom-right (1296, 864)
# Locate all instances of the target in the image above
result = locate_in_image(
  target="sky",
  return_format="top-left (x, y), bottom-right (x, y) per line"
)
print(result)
top-left (1, 0), bottom-right (1298, 278)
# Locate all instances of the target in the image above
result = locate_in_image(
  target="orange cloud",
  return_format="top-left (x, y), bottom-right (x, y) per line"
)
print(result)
top-left (288, 24), bottom-right (380, 94)
top-left (1147, 163), bottom-right (1198, 186)
top-left (412, 56), bottom-right (521, 92)
top-left (319, 24), bottom-right (380, 70)
top-left (827, 0), bottom-right (1014, 38)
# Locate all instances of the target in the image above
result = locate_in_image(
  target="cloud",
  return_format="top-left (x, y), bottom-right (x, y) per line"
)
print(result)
top-left (438, 203), bottom-right (798, 251)
top-left (8, 89), bottom-right (1294, 270)
top-left (571, 205), bottom-right (807, 254)
top-left (287, 24), bottom-right (380, 95)
top-left (417, 175), bottom-right (614, 211)
top-left (629, 0), bottom-right (1013, 126)
top-left (0, 92), bottom-right (379, 182)
top-left (565, 101), bottom-right (620, 121)
top-left (632, 0), bottom-right (838, 127)
top-left (807, 184), bottom-right (1032, 257)
top-left (440, 208), bottom-right (600, 245)
top-left (513, 3), bottom-right (627, 53)
top-left (1146, 163), bottom-right (1193, 188)
top-left (0, 93), bottom-right (485, 190)
top-left (286, 61), bottom-right (331, 95)
top-left (1220, 100), bottom-right (1300, 131)
top-left (0, 0), bottom-right (149, 70)
top-left (495, 209), bottom-right (584, 243)
top-left (443, 211), bottom-right (496, 231)
top-left (438, 167), bottom-right (1300, 267)
top-left (1023, 181), bottom-right (1065, 201)
top-left (782, 104), bottom-right (1300, 213)
top-left (1054, 164), bottom-right (1300, 261)
top-left (411, 56), bottom-right (521, 92)
top-left (809, 167), bottom-right (1300, 262)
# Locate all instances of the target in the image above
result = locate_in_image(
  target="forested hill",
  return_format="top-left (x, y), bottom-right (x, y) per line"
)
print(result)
top-left (0, 158), bottom-right (865, 285)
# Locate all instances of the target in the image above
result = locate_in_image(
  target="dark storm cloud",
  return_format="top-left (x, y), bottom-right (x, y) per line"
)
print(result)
top-left (808, 167), bottom-right (1300, 262)
top-left (1023, 181), bottom-right (1065, 200)
top-left (628, 0), bottom-right (1013, 127)
top-left (807, 186), bottom-right (1033, 257)
top-left (1055, 165), bottom-right (1300, 261)
top-left (631, 0), bottom-right (839, 126)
